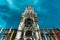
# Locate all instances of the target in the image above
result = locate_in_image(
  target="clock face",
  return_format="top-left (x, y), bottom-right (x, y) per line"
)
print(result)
top-left (24, 18), bottom-right (33, 27)
top-left (26, 38), bottom-right (31, 40)
top-left (25, 30), bottom-right (32, 37)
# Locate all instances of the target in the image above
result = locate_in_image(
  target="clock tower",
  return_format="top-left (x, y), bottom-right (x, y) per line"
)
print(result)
top-left (15, 6), bottom-right (42, 40)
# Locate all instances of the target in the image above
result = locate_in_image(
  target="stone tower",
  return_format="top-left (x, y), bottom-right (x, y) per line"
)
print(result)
top-left (15, 6), bottom-right (42, 40)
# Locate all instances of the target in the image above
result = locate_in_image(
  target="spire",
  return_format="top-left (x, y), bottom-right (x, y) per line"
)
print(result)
top-left (24, 6), bottom-right (34, 14)
top-left (26, 5), bottom-right (33, 10)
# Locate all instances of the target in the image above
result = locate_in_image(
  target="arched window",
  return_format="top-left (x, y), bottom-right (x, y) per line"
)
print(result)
top-left (24, 18), bottom-right (33, 27)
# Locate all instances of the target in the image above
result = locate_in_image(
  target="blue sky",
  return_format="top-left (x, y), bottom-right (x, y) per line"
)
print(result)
top-left (0, 0), bottom-right (60, 29)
